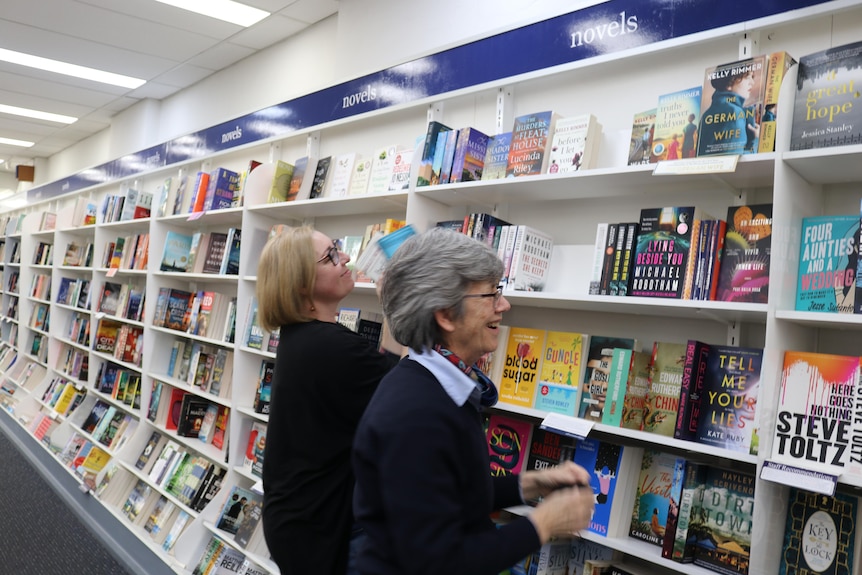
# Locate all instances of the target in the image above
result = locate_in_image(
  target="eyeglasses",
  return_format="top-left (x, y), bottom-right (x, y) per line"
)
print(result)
top-left (463, 285), bottom-right (504, 305)
top-left (316, 239), bottom-right (343, 266)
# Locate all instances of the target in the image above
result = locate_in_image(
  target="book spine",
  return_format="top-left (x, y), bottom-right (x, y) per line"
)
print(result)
top-left (599, 224), bottom-right (618, 295)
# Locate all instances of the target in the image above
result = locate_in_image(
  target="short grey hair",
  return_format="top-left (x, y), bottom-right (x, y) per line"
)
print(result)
top-left (381, 227), bottom-right (504, 351)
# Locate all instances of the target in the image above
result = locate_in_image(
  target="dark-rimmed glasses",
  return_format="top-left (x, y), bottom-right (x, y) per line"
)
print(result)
top-left (316, 239), bottom-right (343, 266)
top-left (463, 285), bottom-right (504, 305)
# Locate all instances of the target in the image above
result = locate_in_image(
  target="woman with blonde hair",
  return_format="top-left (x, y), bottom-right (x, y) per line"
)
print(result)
top-left (257, 225), bottom-right (401, 575)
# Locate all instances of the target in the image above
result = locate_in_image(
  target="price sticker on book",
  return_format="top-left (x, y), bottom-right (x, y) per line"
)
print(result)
top-left (652, 155), bottom-right (739, 176)
top-left (539, 412), bottom-right (593, 440)
top-left (760, 460), bottom-right (838, 496)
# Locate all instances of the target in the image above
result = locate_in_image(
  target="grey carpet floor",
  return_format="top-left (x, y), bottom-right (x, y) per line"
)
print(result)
top-left (0, 429), bottom-right (134, 575)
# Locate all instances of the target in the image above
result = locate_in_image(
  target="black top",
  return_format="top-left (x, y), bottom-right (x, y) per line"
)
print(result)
top-left (262, 320), bottom-right (399, 575)
top-left (352, 359), bottom-right (541, 575)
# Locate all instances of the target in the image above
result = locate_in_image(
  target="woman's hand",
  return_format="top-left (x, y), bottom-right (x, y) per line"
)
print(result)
top-left (519, 461), bottom-right (591, 501)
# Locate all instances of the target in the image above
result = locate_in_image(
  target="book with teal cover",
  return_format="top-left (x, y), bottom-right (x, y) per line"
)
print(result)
top-left (160, 231), bottom-right (193, 273)
top-left (795, 214), bottom-right (858, 314)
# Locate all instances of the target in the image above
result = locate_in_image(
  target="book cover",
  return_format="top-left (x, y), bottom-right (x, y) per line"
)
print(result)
top-left (795, 215), bottom-right (858, 314)
top-left (770, 350), bottom-right (861, 476)
top-left (666, 461), bottom-right (708, 563)
top-left (697, 55), bottom-right (767, 156)
top-left (660, 457), bottom-right (687, 560)
top-left (387, 148), bottom-right (413, 191)
top-left (629, 449), bottom-right (681, 546)
top-left (505, 111), bottom-right (559, 177)
top-left (215, 486), bottom-right (261, 535)
top-left (450, 127), bottom-right (490, 183)
top-left (308, 155), bottom-right (332, 199)
top-left (437, 129), bottom-right (459, 184)
top-left (674, 339), bottom-right (711, 442)
top-left (497, 326), bottom-right (546, 408)
top-left (160, 231), bottom-right (193, 273)
top-left (525, 426), bottom-right (572, 472)
top-left (642, 341), bottom-right (687, 437)
top-left (716, 203), bottom-right (773, 303)
top-left (244, 421), bottom-right (267, 478)
top-left (486, 413), bottom-right (533, 477)
top-left (601, 348), bottom-right (633, 427)
top-left (651, 87), bottom-right (702, 161)
top-left (534, 330), bottom-right (586, 416)
top-left (417, 120), bottom-right (451, 186)
top-left (779, 488), bottom-right (857, 575)
top-left (505, 225), bottom-right (554, 292)
top-left (254, 360), bottom-right (274, 415)
top-left (547, 113), bottom-right (599, 173)
top-left (695, 345), bottom-right (763, 454)
top-left (790, 39), bottom-right (862, 151)
top-left (367, 144), bottom-right (397, 194)
top-left (573, 437), bottom-right (625, 537)
top-left (206, 167), bottom-right (240, 211)
top-left (627, 108), bottom-right (656, 166)
top-left (630, 206), bottom-right (701, 299)
top-left (269, 159), bottom-right (295, 203)
top-left (620, 350), bottom-right (653, 431)
top-left (758, 51), bottom-right (796, 153)
top-left (328, 152), bottom-right (357, 197)
top-left (481, 132), bottom-right (512, 181)
top-left (348, 158), bottom-right (373, 196)
top-left (201, 232), bottom-right (229, 274)
top-left (689, 467), bottom-right (755, 575)
top-left (578, 335), bottom-right (638, 423)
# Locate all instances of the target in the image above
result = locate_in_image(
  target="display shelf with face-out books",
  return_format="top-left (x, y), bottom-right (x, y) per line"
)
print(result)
top-left (4, 3), bottom-right (862, 574)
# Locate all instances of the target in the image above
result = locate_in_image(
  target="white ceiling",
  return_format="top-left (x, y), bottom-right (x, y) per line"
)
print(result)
top-left (0, 0), bottom-right (339, 177)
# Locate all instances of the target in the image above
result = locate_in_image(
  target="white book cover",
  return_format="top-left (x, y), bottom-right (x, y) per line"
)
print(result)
top-left (328, 152), bottom-right (358, 198)
top-left (348, 158), bottom-right (373, 196)
top-left (547, 114), bottom-right (599, 173)
top-left (506, 225), bottom-right (554, 292)
top-left (388, 148), bottom-right (414, 191)
top-left (367, 145), bottom-right (397, 194)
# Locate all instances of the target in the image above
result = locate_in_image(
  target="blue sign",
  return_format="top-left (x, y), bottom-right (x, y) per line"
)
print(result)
top-left (28, 0), bottom-right (834, 201)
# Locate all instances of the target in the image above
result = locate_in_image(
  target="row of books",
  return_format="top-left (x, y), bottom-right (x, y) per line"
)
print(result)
top-left (94, 361), bottom-right (141, 408)
top-left (79, 398), bottom-right (139, 452)
top-left (159, 228), bottom-right (241, 276)
top-left (102, 233), bottom-right (150, 271)
top-left (66, 311), bottom-right (91, 347)
top-left (55, 276), bottom-right (92, 310)
top-left (96, 280), bottom-right (145, 322)
top-left (57, 344), bottom-right (88, 382)
top-left (28, 302), bottom-right (49, 332)
top-left (488, 326), bottom-right (764, 455)
top-left (148, 384), bottom-right (230, 450)
top-left (33, 241), bottom-right (53, 266)
top-left (100, 186), bottom-right (154, 223)
top-left (61, 240), bottom-right (95, 268)
top-left (152, 287), bottom-right (237, 342)
top-left (40, 376), bottom-right (86, 417)
top-left (29, 272), bottom-right (51, 300)
top-left (166, 340), bottom-right (234, 399)
top-left (93, 319), bottom-right (143, 367)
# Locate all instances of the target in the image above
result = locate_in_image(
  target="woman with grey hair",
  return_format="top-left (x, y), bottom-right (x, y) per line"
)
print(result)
top-left (352, 227), bottom-right (595, 575)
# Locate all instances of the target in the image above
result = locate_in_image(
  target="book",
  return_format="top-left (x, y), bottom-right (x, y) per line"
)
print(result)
top-left (795, 214), bottom-right (858, 314)
top-left (486, 413), bottom-right (533, 477)
top-left (629, 449), bottom-right (682, 546)
top-left (505, 225), bottom-right (554, 292)
top-left (547, 113), bottom-right (600, 173)
top-left (715, 203), bottom-right (773, 303)
top-left (436, 129), bottom-right (458, 185)
top-left (233, 494), bottom-right (263, 548)
top-left (525, 426), bottom-right (572, 473)
top-left (97, 282), bottom-right (121, 315)
top-left (254, 359), bottom-right (274, 415)
top-left (328, 152), bottom-right (357, 197)
top-left (205, 167), bottom-right (240, 211)
top-left (790, 39), bottom-right (862, 151)
top-left (308, 155), bottom-right (332, 198)
top-left (505, 110), bottom-right (560, 177)
top-left (387, 148), bottom-right (413, 191)
top-left (627, 108), bottom-right (656, 166)
top-left (367, 144), bottom-right (398, 194)
top-left (215, 485), bottom-right (261, 535)
top-left (160, 231), bottom-right (193, 273)
top-left (758, 51), bottom-right (796, 153)
top-left (697, 55), bottom-right (767, 156)
top-left (601, 348), bottom-right (633, 427)
top-left (673, 339), bottom-right (711, 442)
top-left (417, 120), bottom-right (452, 186)
top-left (449, 127), bottom-right (489, 183)
top-left (268, 159), bottom-right (295, 202)
top-left (533, 330), bottom-right (586, 416)
top-left (770, 350), bottom-right (861, 477)
top-left (651, 87), bottom-right (702, 162)
top-left (244, 421), bottom-right (267, 477)
top-left (573, 437), bottom-right (625, 537)
top-left (347, 157), bottom-right (373, 195)
top-left (689, 467), bottom-right (755, 575)
top-left (201, 232), bottom-right (229, 274)
top-left (497, 326), bottom-right (545, 408)
top-left (577, 335), bottom-right (638, 423)
top-left (480, 132), bottom-right (512, 181)
top-left (220, 228), bottom-right (242, 275)
top-left (694, 344), bottom-right (763, 454)
top-left (620, 351), bottom-right (653, 431)
top-left (630, 206), bottom-right (706, 299)
top-left (642, 341), bottom-right (687, 437)
top-left (779, 488), bottom-right (857, 575)
top-left (665, 461), bottom-right (708, 563)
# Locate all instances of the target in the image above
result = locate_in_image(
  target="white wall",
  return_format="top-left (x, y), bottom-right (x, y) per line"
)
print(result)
top-left (43, 0), bottom-right (607, 183)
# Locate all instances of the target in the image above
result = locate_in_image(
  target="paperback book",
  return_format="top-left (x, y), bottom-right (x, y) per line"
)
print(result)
top-left (486, 413), bottom-right (533, 477)
top-left (627, 108), bottom-right (656, 166)
top-left (505, 111), bottom-right (559, 177)
top-left (578, 335), bottom-right (638, 423)
top-left (572, 437), bottom-right (624, 537)
top-left (779, 488), bottom-right (857, 575)
top-left (629, 449), bottom-right (681, 546)
top-left (715, 203), bottom-right (773, 304)
top-left (651, 87), bottom-right (702, 162)
top-left (795, 214), bottom-right (858, 314)
top-left (497, 326), bottom-right (546, 408)
top-left (533, 330), bottom-right (586, 416)
top-left (630, 206), bottom-right (703, 299)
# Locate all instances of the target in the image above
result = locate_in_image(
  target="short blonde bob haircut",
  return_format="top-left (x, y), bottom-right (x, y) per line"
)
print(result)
top-left (256, 225), bottom-right (318, 331)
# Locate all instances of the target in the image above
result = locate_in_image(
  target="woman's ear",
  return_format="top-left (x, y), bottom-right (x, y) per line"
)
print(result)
top-left (433, 308), bottom-right (457, 335)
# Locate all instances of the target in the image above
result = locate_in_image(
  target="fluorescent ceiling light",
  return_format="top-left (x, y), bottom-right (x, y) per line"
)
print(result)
top-left (153, 0), bottom-right (270, 26)
top-left (0, 104), bottom-right (77, 124)
top-left (0, 48), bottom-right (145, 89)
top-left (0, 137), bottom-right (35, 148)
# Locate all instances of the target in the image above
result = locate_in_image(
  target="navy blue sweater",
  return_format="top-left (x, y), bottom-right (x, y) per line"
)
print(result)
top-left (353, 359), bottom-right (541, 575)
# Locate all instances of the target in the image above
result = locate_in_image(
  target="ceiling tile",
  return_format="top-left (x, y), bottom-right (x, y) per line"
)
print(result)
top-left (229, 14), bottom-right (309, 49)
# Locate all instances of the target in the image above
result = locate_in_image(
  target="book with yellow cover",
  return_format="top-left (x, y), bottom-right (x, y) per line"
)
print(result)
top-left (497, 326), bottom-right (546, 408)
top-left (534, 330), bottom-right (586, 416)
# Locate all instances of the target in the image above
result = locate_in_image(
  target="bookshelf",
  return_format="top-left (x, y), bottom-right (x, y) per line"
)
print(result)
top-left (1, 3), bottom-right (862, 574)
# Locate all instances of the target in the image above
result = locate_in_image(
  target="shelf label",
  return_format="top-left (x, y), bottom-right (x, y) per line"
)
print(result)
top-left (760, 460), bottom-right (838, 495)
top-left (106, 267), bottom-right (118, 277)
top-left (187, 211), bottom-right (205, 221)
top-left (540, 412), bottom-right (593, 440)
top-left (652, 155), bottom-right (739, 175)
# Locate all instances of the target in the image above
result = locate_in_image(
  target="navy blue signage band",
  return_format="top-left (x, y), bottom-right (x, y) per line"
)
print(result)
top-left (28, 0), bottom-right (833, 202)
